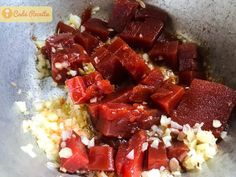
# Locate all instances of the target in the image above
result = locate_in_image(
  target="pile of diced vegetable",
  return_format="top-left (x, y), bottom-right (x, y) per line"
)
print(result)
top-left (32, 0), bottom-right (236, 176)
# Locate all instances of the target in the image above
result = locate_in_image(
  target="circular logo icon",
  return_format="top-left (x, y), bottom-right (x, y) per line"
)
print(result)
top-left (2, 8), bottom-right (13, 19)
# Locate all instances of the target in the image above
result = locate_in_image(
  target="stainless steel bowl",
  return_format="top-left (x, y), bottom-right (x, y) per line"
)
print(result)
top-left (0, 0), bottom-right (235, 177)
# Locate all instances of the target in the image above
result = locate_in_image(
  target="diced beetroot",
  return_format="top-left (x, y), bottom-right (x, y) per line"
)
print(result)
top-left (179, 71), bottom-right (204, 85)
top-left (56, 21), bottom-right (76, 34)
top-left (43, 33), bottom-right (75, 59)
top-left (51, 44), bottom-right (90, 84)
top-left (91, 47), bottom-right (128, 83)
top-left (60, 134), bottom-right (89, 173)
top-left (135, 4), bottom-right (168, 23)
top-left (116, 130), bottom-right (147, 177)
top-left (141, 68), bottom-right (164, 88)
top-left (167, 141), bottom-right (189, 162)
top-left (96, 103), bottom-right (139, 138)
top-left (147, 142), bottom-right (169, 170)
top-left (179, 57), bottom-right (199, 72)
top-left (96, 103), bottom-right (160, 138)
top-left (108, 38), bottom-right (150, 81)
top-left (66, 72), bottom-right (114, 104)
top-left (74, 31), bottom-right (99, 54)
top-left (149, 41), bottom-right (179, 69)
top-left (129, 85), bottom-right (156, 103)
top-left (83, 18), bottom-right (110, 41)
top-left (119, 18), bottom-right (164, 49)
top-left (88, 146), bottom-right (115, 171)
top-left (81, 6), bottom-right (92, 24)
top-left (108, 0), bottom-right (139, 32)
top-left (178, 43), bottom-right (198, 61)
top-left (151, 82), bottom-right (185, 114)
top-left (173, 79), bottom-right (236, 137)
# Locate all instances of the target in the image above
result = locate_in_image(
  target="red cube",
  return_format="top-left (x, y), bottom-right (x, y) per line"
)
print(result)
top-left (59, 134), bottom-right (89, 173)
top-left (108, 38), bottom-right (150, 81)
top-left (167, 141), bottom-right (189, 162)
top-left (147, 142), bottom-right (169, 170)
top-left (56, 21), bottom-right (76, 34)
top-left (108, 0), bottom-right (139, 32)
top-left (83, 18), bottom-right (110, 41)
top-left (151, 81), bottom-right (185, 114)
top-left (74, 31), bottom-right (99, 54)
top-left (173, 79), bottom-right (236, 137)
top-left (51, 44), bottom-right (90, 84)
top-left (116, 130), bottom-right (147, 177)
top-left (88, 146), bottom-right (115, 171)
top-left (149, 41), bottom-right (179, 69)
top-left (129, 85), bottom-right (156, 103)
top-left (66, 72), bottom-right (114, 104)
top-left (119, 18), bottom-right (164, 49)
top-left (140, 68), bottom-right (164, 88)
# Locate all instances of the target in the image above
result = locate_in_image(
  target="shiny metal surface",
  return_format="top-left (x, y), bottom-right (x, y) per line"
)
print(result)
top-left (0, 0), bottom-right (235, 177)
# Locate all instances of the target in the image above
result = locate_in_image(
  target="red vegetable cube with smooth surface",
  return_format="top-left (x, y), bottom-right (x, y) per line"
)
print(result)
top-left (66, 71), bottom-right (114, 104)
top-left (56, 21), bottom-right (76, 34)
top-left (108, 38), bottom-right (150, 81)
top-left (179, 71), bottom-right (203, 85)
top-left (108, 0), bottom-right (139, 32)
top-left (88, 146), bottom-right (115, 171)
top-left (74, 31), bottom-right (99, 54)
top-left (167, 141), bottom-right (189, 162)
top-left (119, 19), bottom-right (164, 49)
top-left (149, 41), bottom-right (179, 69)
top-left (151, 82), bottom-right (185, 114)
top-left (83, 18), bottom-right (110, 41)
top-left (60, 134), bottom-right (89, 173)
top-left (178, 43), bottom-right (198, 61)
top-left (42, 33), bottom-right (75, 59)
top-left (141, 68), bottom-right (164, 88)
top-left (173, 79), bottom-right (236, 137)
top-left (116, 130), bottom-right (147, 177)
top-left (91, 46), bottom-right (128, 83)
top-left (51, 44), bottom-right (90, 84)
top-left (147, 142), bottom-right (169, 170)
top-left (135, 4), bottom-right (168, 23)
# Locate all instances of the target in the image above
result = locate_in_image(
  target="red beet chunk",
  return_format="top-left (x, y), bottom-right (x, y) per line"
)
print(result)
top-left (66, 72), bottom-right (114, 104)
top-left (56, 21), bottom-right (76, 34)
top-left (167, 141), bottom-right (189, 162)
top-left (108, 38), bottom-right (150, 81)
top-left (179, 71), bottom-right (203, 85)
top-left (43, 33), bottom-right (75, 59)
top-left (96, 103), bottom-right (160, 138)
top-left (105, 86), bottom-right (133, 103)
top-left (83, 18), bottom-right (110, 41)
top-left (116, 130), bottom-right (147, 177)
top-left (96, 103), bottom-right (139, 138)
top-left (173, 79), bottom-right (236, 137)
top-left (91, 47), bottom-right (128, 83)
top-left (108, 0), bottom-right (139, 32)
top-left (129, 85), bottom-right (156, 103)
top-left (60, 133), bottom-right (89, 173)
top-left (135, 4), bottom-right (168, 23)
top-left (149, 41), bottom-right (179, 69)
top-left (119, 18), bottom-right (164, 49)
top-left (74, 31), bottom-right (99, 54)
top-left (88, 146), bottom-right (115, 171)
top-left (147, 142), bottom-right (169, 170)
top-left (151, 82), bottom-right (185, 114)
top-left (178, 43), bottom-right (198, 69)
top-left (81, 6), bottom-right (92, 24)
top-left (141, 68), bottom-right (164, 88)
top-left (51, 44), bottom-right (90, 84)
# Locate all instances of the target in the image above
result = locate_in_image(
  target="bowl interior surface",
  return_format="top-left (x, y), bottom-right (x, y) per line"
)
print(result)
top-left (0, 0), bottom-right (235, 177)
